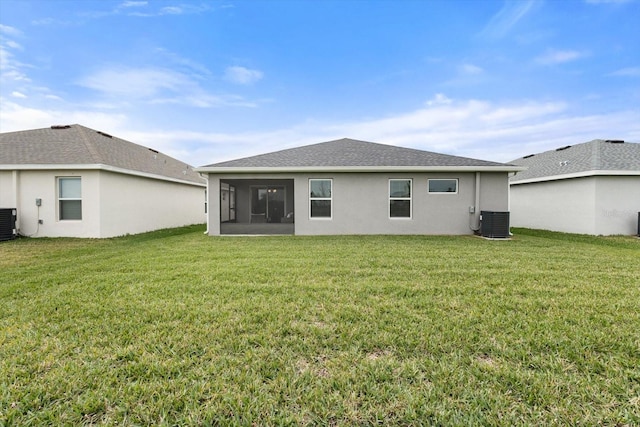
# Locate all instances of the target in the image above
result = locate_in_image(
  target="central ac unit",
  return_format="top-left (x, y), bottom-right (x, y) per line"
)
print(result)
top-left (0, 208), bottom-right (17, 241)
top-left (480, 211), bottom-right (510, 238)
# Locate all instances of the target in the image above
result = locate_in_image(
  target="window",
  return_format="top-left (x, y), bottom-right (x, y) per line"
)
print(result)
top-left (58, 177), bottom-right (82, 220)
top-left (389, 179), bottom-right (411, 218)
top-left (428, 179), bottom-right (458, 194)
top-left (309, 179), bottom-right (332, 219)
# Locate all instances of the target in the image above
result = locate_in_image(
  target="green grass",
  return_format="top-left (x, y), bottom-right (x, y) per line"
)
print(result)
top-left (1, 225), bottom-right (639, 426)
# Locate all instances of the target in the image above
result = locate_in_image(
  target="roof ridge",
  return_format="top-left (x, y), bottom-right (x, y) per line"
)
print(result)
top-left (591, 139), bottom-right (602, 170)
top-left (202, 137), bottom-right (510, 168)
top-left (1, 124), bottom-right (204, 185)
top-left (74, 125), bottom-right (104, 164)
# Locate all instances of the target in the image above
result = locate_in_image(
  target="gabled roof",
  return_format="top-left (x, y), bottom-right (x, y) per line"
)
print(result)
top-left (510, 139), bottom-right (640, 184)
top-left (197, 138), bottom-right (521, 173)
top-left (0, 124), bottom-right (204, 185)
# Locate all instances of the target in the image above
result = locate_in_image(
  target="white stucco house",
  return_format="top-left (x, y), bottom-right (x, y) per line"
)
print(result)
top-left (509, 139), bottom-right (640, 236)
top-left (0, 124), bottom-right (206, 238)
top-left (195, 138), bottom-right (524, 236)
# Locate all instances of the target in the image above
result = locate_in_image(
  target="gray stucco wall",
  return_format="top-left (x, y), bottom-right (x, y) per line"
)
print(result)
top-left (207, 171), bottom-right (510, 235)
top-left (510, 175), bottom-right (640, 235)
top-left (1, 169), bottom-right (205, 238)
top-left (595, 176), bottom-right (640, 235)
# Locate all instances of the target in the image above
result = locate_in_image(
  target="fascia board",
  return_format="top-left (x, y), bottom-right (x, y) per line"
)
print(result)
top-left (194, 165), bottom-right (527, 174)
top-left (0, 163), bottom-right (206, 187)
top-left (510, 170), bottom-right (640, 185)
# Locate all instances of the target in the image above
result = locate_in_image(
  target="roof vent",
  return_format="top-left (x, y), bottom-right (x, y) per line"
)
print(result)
top-left (523, 154), bottom-right (535, 159)
top-left (96, 131), bottom-right (113, 138)
top-left (51, 125), bottom-right (71, 130)
top-left (555, 145), bottom-right (571, 151)
top-left (605, 140), bottom-right (624, 143)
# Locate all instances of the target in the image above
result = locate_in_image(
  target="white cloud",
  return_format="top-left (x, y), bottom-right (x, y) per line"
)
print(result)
top-left (535, 49), bottom-right (587, 65)
top-left (0, 24), bottom-right (22, 37)
top-left (224, 66), bottom-right (264, 85)
top-left (11, 91), bottom-right (26, 98)
top-left (480, 0), bottom-right (538, 39)
top-left (460, 64), bottom-right (484, 75)
top-left (123, 96), bottom-right (640, 166)
top-left (77, 67), bottom-right (193, 98)
top-left (585, 0), bottom-right (633, 4)
top-left (125, 3), bottom-right (213, 17)
top-left (0, 45), bottom-right (32, 83)
top-left (76, 65), bottom-right (260, 108)
top-left (5, 40), bottom-right (22, 50)
top-left (155, 47), bottom-right (212, 76)
top-left (425, 93), bottom-right (452, 106)
top-left (608, 67), bottom-right (640, 77)
top-left (2, 94), bottom-right (638, 167)
top-left (160, 6), bottom-right (183, 15)
top-left (119, 1), bottom-right (148, 7)
top-left (0, 98), bottom-right (127, 134)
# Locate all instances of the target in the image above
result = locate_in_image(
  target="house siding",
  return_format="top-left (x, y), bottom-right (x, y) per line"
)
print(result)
top-left (98, 171), bottom-right (205, 237)
top-left (510, 177), bottom-right (595, 234)
top-left (0, 169), bottom-right (205, 238)
top-left (206, 171), bottom-right (510, 235)
top-left (594, 176), bottom-right (640, 235)
top-left (1, 170), bottom-right (102, 238)
top-left (510, 175), bottom-right (640, 235)
top-left (0, 171), bottom-right (15, 208)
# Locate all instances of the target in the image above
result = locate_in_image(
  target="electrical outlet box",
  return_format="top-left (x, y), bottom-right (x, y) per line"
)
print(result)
top-left (36, 198), bottom-right (42, 206)
top-left (469, 206), bottom-right (475, 214)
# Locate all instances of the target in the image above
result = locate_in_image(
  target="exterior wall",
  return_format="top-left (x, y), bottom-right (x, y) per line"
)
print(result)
top-left (510, 178), bottom-right (596, 234)
top-left (594, 176), bottom-right (640, 235)
top-left (206, 171), bottom-right (510, 235)
top-left (0, 171), bottom-right (16, 209)
top-left (3, 169), bottom-right (102, 237)
top-left (511, 175), bottom-right (640, 235)
top-left (0, 169), bottom-right (205, 238)
top-left (98, 171), bottom-right (205, 237)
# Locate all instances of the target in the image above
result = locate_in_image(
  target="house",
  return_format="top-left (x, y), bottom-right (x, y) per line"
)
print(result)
top-left (0, 125), bottom-right (206, 238)
top-left (509, 139), bottom-right (640, 236)
top-left (195, 138), bottom-right (524, 236)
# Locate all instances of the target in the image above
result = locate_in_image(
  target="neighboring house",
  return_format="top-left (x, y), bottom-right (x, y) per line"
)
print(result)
top-left (195, 138), bottom-right (524, 236)
top-left (0, 124), bottom-right (206, 238)
top-left (509, 139), bottom-right (640, 236)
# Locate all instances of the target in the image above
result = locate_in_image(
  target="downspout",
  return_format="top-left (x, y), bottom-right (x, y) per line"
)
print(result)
top-left (12, 170), bottom-right (19, 232)
top-left (470, 172), bottom-right (481, 233)
top-left (200, 173), bottom-right (209, 234)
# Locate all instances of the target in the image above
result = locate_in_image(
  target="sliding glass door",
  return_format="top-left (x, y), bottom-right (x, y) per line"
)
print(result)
top-left (251, 186), bottom-right (284, 223)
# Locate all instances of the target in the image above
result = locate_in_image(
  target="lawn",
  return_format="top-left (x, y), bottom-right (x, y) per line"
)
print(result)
top-left (1, 225), bottom-right (639, 426)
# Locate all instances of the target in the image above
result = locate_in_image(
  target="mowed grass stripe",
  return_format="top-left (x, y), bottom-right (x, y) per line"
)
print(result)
top-left (1, 225), bottom-right (639, 425)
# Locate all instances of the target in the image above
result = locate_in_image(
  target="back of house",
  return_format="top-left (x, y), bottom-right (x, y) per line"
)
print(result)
top-left (509, 139), bottom-right (640, 236)
top-left (196, 138), bottom-right (524, 236)
top-left (0, 125), bottom-right (206, 238)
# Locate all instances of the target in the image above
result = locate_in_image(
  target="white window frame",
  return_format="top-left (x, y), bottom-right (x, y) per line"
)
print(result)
top-left (428, 178), bottom-right (459, 194)
top-left (309, 179), bottom-right (332, 220)
top-left (389, 178), bottom-right (412, 219)
top-left (57, 176), bottom-right (82, 221)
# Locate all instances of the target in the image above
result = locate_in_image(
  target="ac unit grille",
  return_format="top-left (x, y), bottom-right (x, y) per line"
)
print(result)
top-left (0, 208), bottom-right (17, 241)
top-left (480, 211), bottom-right (510, 239)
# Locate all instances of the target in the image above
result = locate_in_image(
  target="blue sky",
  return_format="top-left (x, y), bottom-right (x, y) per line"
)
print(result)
top-left (1, 0), bottom-right (639, 166)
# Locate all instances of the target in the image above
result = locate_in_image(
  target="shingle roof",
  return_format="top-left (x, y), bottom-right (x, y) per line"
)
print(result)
top-left (201, 138), bottom-right (514, 169)
top-left (0, 124), bottom-right (204, 185)
top-left (509, 139), bottom-right (640, 182)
